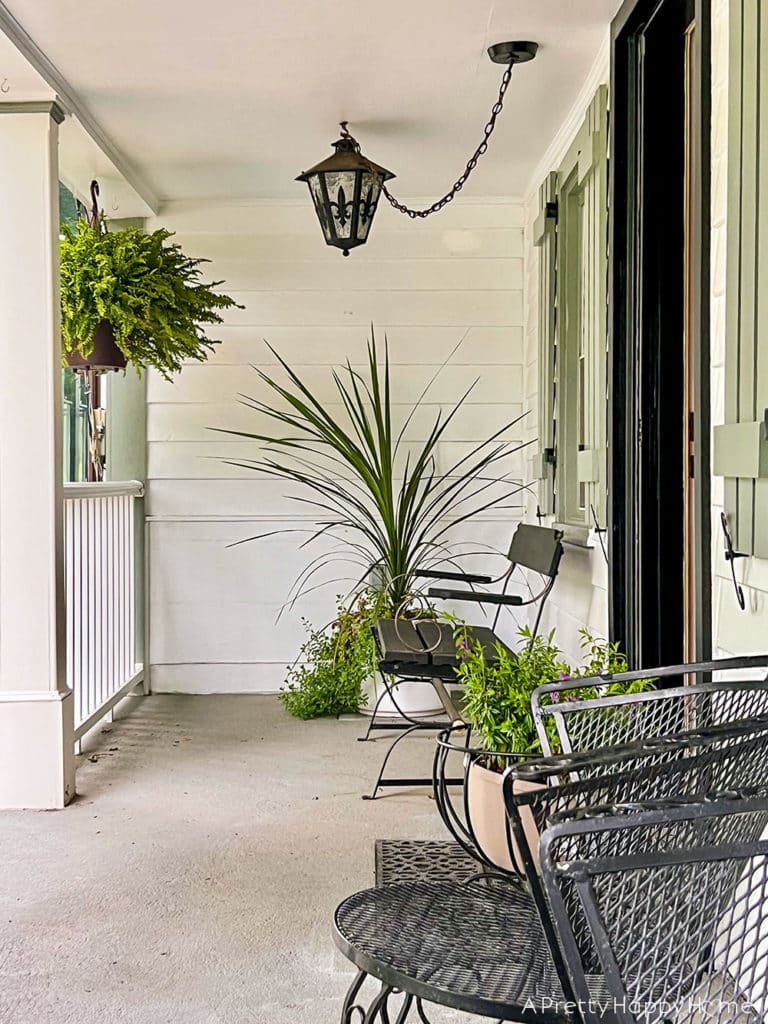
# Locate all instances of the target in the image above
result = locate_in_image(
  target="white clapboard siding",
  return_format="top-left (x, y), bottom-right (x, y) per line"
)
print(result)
top-left (159, 198), bottom-right (525, 235)
top-left (215, 290), bottom-right (523, 327)
top-left (148, 515), bottom-right (527, 694)
top-left (147, 440), bottom-right (526, 482)
top-left (172, 228), bottom-right (524, 262)
top-left (147, 198), bottom-right (527, 692)
top-left (148, 401), bottom-right (525, 444)
top-left (147, 478), bottom-right (526, 520)
top-left (147, 362), bottom-right (523, 405)
top-left (198, 324), bottom-right (525, 366)
top-left (197, 257), bottom-right (524, 293)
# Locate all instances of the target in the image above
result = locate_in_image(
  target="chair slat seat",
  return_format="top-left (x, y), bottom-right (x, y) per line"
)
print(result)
top-left (375, 619), bottom-right (508, 676)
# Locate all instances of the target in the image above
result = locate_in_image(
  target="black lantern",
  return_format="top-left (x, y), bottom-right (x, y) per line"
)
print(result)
top-left (296, 124), bottom-right (394, 256)
top-left (299, 43), bottom-right (538, 255)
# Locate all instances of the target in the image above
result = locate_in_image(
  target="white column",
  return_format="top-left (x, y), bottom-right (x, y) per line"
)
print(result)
top-left (0, 101), bottom-right (75, 809)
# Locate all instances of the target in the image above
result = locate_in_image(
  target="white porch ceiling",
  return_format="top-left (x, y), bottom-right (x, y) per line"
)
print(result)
top-left (1, 0), bottom-right (621, 203)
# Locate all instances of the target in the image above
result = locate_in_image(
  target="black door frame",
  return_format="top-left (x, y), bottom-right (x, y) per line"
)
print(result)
top-left (608, 0), bottom-right (712, 668)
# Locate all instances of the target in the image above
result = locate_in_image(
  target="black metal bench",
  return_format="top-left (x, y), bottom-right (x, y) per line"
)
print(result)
top-left (542, 789), bottom-right (768, 1024)
top-left (335, 714), bottom-right (768, 1024)
top-left (532, 654), bottom-right (768, 755)
top-left (360, 522), bottom-right (565, 798)
top-left (435, 655), bottom-right (768, 870)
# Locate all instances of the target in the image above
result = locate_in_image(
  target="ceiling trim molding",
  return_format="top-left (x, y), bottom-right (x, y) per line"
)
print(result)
top-left (0, 99), bottom-right (65, 122)
top-left (158, 194), bottom-right (527, 212)
top-left (524, 30), bottom-right (610, 198)
top-left (0, 1), bottom-right (160, 213)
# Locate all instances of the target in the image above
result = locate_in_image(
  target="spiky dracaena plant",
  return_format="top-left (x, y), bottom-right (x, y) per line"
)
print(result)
top-left (221, 333), bottom-right (533, 612)
top-left (60, 221), bottom-right (242, 379)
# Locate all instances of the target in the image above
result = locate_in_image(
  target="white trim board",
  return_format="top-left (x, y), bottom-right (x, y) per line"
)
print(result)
top-left (525, 31), bottom-right (611, 197)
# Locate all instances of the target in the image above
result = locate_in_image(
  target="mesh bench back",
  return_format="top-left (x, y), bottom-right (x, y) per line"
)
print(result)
top-left (533, 676), bottom-right (768, 759)
top-left (541, 794), bottom-right (768, 1024)
top-left (505, 719), bottom-right (768, 995)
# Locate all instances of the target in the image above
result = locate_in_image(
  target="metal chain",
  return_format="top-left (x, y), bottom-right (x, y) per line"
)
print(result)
top-left (348, 58), bottom-right (516, 219)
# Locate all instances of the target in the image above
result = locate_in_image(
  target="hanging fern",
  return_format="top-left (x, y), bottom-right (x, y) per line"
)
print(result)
top-left (60, 221), bottom-right (243, 378)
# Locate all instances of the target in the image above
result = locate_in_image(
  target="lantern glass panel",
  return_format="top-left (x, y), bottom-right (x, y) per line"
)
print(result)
top-left (324, 170), bottom-right (358, 240)
top-left (308, 176), bottom-right (332, 242)
top-left (357, 172), bottom-right (381, 242)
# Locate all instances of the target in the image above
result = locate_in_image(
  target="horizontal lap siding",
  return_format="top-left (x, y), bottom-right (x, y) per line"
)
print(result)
top-left (147, 199), bottom-right (526, 692)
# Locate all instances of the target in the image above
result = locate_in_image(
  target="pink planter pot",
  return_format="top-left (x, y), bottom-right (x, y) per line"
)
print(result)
top-left (466, 760), bottom-right (544, 873)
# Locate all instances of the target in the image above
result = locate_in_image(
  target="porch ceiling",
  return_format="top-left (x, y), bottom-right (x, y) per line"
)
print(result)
top-left (1, 0), bottom-right (620, 203)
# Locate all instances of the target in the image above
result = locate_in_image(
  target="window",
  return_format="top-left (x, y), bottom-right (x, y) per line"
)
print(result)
top-left (60, 182), bottom-right (91, 483)
top-left (536, 86), bottom-right (609, 532)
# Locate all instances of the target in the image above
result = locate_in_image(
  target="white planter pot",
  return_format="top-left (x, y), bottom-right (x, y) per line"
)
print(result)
top-left (466, 760), bottom-right (544, 873)
top-left (359, 672), bottom-right (444, 719)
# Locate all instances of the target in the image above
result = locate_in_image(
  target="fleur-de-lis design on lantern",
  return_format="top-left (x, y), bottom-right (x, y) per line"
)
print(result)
top-left (359, 184), bottom-right (377, 227)
top-left (330, 185), bottom-right (353, 228)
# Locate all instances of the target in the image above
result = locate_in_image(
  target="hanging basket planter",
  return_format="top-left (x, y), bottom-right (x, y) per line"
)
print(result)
top-left (59, 204), bottom-right (242, 379)
top-left (66, 321), bottom-right (128, 373)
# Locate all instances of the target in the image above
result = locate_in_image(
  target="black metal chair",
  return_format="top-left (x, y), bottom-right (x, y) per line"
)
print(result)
top-left (541, 789), bottom-right (768, 1024)
top-left (360, 522), bottom-right (565, 799)
top-left (334, 715), bottom-right (768, 1024)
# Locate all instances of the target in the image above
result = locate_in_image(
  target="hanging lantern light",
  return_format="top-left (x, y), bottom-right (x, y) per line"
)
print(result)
top-left (297, 41), bottom-right (538, 255)
top-left (296, 124), bottom-right (394, 257)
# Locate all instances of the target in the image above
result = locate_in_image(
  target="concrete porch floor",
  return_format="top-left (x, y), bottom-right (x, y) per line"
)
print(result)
top-left (0, 695), bottom-right (474, 1024)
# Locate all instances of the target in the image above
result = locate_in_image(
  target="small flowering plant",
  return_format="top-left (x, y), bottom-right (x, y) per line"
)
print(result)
top-left (454, 624), bottom-right (654, 765)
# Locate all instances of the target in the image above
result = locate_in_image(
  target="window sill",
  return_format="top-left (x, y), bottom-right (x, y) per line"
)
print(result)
top-left (552, 522), bottom-right (593, 548)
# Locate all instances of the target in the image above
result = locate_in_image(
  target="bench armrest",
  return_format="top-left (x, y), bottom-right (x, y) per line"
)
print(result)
top-left (427, 588), bottom-right (523, 606)
top-left (414, 569), bottom-right (493, 584)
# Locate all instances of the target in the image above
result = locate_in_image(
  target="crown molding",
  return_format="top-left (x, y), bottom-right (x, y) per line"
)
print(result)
top-left (157, 194), bottom-right (527, 212)
top-left (0, 98), bottom-right (65, 122)
top-left (525, 31), bottom-right (611, 200)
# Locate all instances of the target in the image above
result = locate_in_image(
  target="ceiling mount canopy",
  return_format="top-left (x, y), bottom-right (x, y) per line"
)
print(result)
top-left (297, 40), bottom-right (539, 255)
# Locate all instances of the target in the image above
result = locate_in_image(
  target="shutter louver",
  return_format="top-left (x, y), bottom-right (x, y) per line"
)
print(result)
top-left (575, 85), bottom-right (609, 528)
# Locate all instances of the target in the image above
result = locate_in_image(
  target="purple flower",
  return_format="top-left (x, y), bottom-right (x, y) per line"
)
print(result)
top-left (559, 672), bottom-right (570, 680)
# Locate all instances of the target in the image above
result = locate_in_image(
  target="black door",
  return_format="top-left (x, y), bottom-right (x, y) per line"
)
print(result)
top-left (609, 0), bottom-right (711, 669)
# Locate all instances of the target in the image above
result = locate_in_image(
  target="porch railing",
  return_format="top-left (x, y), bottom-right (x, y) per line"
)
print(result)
top-left (63, 480), bottom-right (145, 740)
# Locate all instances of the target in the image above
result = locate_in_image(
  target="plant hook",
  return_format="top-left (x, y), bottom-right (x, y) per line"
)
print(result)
top-left (87, 179), bottom-right (106, 232)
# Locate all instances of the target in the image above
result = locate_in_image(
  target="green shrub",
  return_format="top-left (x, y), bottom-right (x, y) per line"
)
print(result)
top-left (60, 221), bottom-right (242, 378)
top-left (280, 592), bottom-right (386, 720)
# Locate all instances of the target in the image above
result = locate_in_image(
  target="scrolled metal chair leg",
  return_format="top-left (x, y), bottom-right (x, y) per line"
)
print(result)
top-left (415, 998), bottom-right (434, 1024)
top-left (363, 984), bottom-right (396, 1023)
top-left (341, 969), bottom-right (368, 1024)
top-left (393, 993), bottom-right (414, 1024)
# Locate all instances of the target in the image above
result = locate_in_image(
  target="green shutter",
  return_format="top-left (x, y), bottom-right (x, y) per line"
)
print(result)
top-left (576, 85), bottom-right (608, 527)
top-left (548, 85), bottom-right (609, 529)
top-left (713, 0), bottom-right (768, 558)
top-left (534, 171), bottom-right (558, 515)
